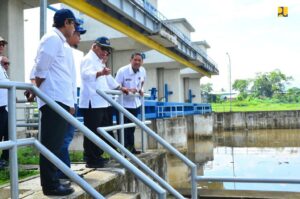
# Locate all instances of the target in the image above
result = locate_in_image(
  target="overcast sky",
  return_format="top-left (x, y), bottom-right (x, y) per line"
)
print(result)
top-left (24, 1), bottom-right (300, 92)
top-left (158, 0), bottom-right (300, 91)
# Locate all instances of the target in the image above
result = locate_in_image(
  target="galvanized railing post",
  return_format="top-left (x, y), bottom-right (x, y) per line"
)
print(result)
top-left (8, 86), bottom-right (19, 199)
top-left (119, 93), bottom-right (125, 155)
top-left (98, 127), bottom-right (185, 199)
top-left (141, 95), bottom-right (146, 152)
top-left (191, 164), bottom-right (198, 199)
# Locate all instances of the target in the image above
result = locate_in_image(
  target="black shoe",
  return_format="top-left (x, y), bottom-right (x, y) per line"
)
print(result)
top-left (43, 185), bottom-right (74, 196)
top-left (59, 179), bottom-right (72, 188)
top-left (132, 149), bottom-right (142, 154)
top-left (86, 161), bottom-right (105, 168)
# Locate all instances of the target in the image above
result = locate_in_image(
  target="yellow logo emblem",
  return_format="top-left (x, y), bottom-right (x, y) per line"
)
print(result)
top-left (278, 7), bottom-right (288, 17)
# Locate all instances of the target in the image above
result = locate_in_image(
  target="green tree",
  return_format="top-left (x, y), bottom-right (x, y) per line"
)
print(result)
top-left (200, 83), bottom-right (213, 93)
top-left (232, 79), bottom-right (250, 100)
top-left (251, 69), bottom-right (292, 98)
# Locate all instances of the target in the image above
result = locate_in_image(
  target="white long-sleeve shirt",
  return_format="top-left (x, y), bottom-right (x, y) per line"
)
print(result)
top-left (0, 66), bottom-right (9, 107)
top-left (34, 28), bottom-right (74, 109)
top-left (79, 50), bottom-right (119, 108)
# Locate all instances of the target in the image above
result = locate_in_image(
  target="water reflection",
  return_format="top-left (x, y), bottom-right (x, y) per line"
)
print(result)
top-left (167, 129), bottom-right (300, 192)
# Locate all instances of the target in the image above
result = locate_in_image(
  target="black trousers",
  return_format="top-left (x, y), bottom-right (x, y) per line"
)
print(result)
top-left (0, 106), bottom-right (8, 161)
top-left (82, 106), bottom-right (115, 164)
top-left (117, 107), bottom-right (139, 151)
top-left (39, 102), bottom-right (69, 189)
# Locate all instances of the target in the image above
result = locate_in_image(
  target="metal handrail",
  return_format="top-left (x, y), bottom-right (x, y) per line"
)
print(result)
top-left (97, 89), bottom-right (300, 198)
top-left (104, 90), bottom-right (150, 152)
top-left (96, 89), bottom-right (198, 199)
top-left (0, 81), bottom-right (166, 199)
top-left (97, 127), bottom-right (185, 199)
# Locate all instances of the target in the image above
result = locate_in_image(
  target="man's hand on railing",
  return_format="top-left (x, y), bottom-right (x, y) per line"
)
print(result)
top-left (139, 89), bottom-right (144, 97)
top-left (120, 87), bottom-right (129, 95)
top-left (128, 88), bottom-right (137, 94)
top-left (24, 89), bottom-right (36, 102)
top-left (69, 107), bottom-right (75, 115)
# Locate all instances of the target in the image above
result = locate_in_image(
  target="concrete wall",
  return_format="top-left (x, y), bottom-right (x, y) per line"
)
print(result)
top-left (188, 78), bottom-right (201, 103)
top-left (135, 114), bottom-right (213, 150)
top-left (213, 111), bottom-right (300, 131)
top-left (0, 0), bottom-right (25, 82)
top-left (70, 114), bottom-right (214, 152)
top-left (121, 151), bottom-right (166, 199)
top-left (164, 68), bottom-right (183, 102)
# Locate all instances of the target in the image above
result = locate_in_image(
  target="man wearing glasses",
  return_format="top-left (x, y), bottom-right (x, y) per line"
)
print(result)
top-left (0, 56), bottom-right (10, 72)
top-left (79, 37), bottom-right (125, 168)
top-left (0, 37), bottom-right (9, 170)
top-left (34, 9), bottom-right (78, 196)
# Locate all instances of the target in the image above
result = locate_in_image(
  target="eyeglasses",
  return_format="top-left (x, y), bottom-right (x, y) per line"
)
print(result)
top-left (2, 62), bottom-right (10, 66)
top-left (0, 42), bottom-right (6, 47)
top-left (100, 46), bottom-right (111, 54)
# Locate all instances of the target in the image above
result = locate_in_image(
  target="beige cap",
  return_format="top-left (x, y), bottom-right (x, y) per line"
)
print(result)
top-left (0, 36), bottom-right (8, 44)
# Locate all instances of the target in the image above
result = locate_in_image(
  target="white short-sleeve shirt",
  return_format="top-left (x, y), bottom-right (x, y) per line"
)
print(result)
top-left (115, 64), bottom-right (146, 108)
top-left (79, 50), bottom-right (120, 108)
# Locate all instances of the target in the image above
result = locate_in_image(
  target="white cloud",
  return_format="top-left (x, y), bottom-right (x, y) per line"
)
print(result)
top-left (159, 0), bottom-right (300, 91)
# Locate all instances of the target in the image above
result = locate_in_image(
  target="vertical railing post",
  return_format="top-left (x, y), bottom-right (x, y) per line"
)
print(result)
top-left (191, 164), bottom-right (198, 199)
top-left (141, 95), bottom-right (146, 152)
top-left (8, 86), bottom-right (19, 199)
top-left (119, 93), bottom-right (125, 155)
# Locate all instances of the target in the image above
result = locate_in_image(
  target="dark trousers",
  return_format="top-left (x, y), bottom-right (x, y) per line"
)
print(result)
top-left (0, 106), bottom-right (8, 161)
top-left (82, 105), bottom-right (115, 164)
top-left (39, 102), bottom-right (69, 189)
top-left (117, 108), bottom-right (139, 151)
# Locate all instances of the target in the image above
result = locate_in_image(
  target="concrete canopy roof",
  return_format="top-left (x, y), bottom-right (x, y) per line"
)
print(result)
top-left (23, 0), bottom-right (59, 8)
top-left (163, 18), bottom-right (195, 32)
top-left (193, 40), bottom-right (211, 49)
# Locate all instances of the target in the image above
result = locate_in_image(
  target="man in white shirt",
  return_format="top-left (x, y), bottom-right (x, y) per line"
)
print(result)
top-left (57, 24), bottom-right (86, 181)
top-left (34, 8), bottom-right (77, 196)
top-left (0, 38), bottom-right (9, 169)
top-left (115, 52), bottom-right (146, 154)
top-left (79, 37), bottom-right (123, 168)
top-left (0, 56), bottom-right (10, 72)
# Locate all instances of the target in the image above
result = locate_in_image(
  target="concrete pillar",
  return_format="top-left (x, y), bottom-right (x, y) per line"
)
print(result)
top-left (188, 78), bottom-right (201, 103)
top-left (164, 68), bottom-right (183, 102)
top-left (0, 0), bottom-right (25, 82)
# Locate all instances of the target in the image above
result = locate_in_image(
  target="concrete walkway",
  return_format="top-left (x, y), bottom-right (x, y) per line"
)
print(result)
top-left (0, 163), bottom-right (139, 199)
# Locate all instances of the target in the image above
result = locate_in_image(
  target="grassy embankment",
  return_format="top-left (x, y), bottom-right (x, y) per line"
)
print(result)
top-left (212, 100), bottom-right (300, 112)
top-left (0, 147), bottom-right (83, 185)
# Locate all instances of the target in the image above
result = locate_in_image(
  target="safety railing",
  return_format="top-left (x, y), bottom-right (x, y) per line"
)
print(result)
top-left (99, 90), bottom-right (185, 198)
top-left (96, 89), bottom-right (199, 198)
top-left (0, 81), bottom-right (167, 199)
top-left (97, 88), bottom-right (300, 198)
top-left (103, 90), bottom-right (150, 153)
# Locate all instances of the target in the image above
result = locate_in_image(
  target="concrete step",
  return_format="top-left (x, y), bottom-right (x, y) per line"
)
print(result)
top-left (1, 151), bottom-right (166, 199)
top-left (107, 192), bottom-right (140, 199)
top-left (1, 164), bottom-right (126, 199)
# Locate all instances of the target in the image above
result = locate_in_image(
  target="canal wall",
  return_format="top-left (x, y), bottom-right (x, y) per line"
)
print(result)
top-left (135, 114), bottom-right (213, 150)
top-left (70, 113), bottom-right (214, 151)
top-left (213, 110), bottom-right (300, 131)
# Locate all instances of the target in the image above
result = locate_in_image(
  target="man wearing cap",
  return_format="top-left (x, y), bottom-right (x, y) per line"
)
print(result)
top-left (0, 37), bottom-right (9, 169)
top-left (0, 37), bottom-right (8, 56)
top-left (79, 37), bottom-right (125, 168)
top-left (34, 8), bottom-right (77, 196)
top-left (56, 24), bottom-right (86, 181)
top-left (115, 52), bottom-right (146, 154)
